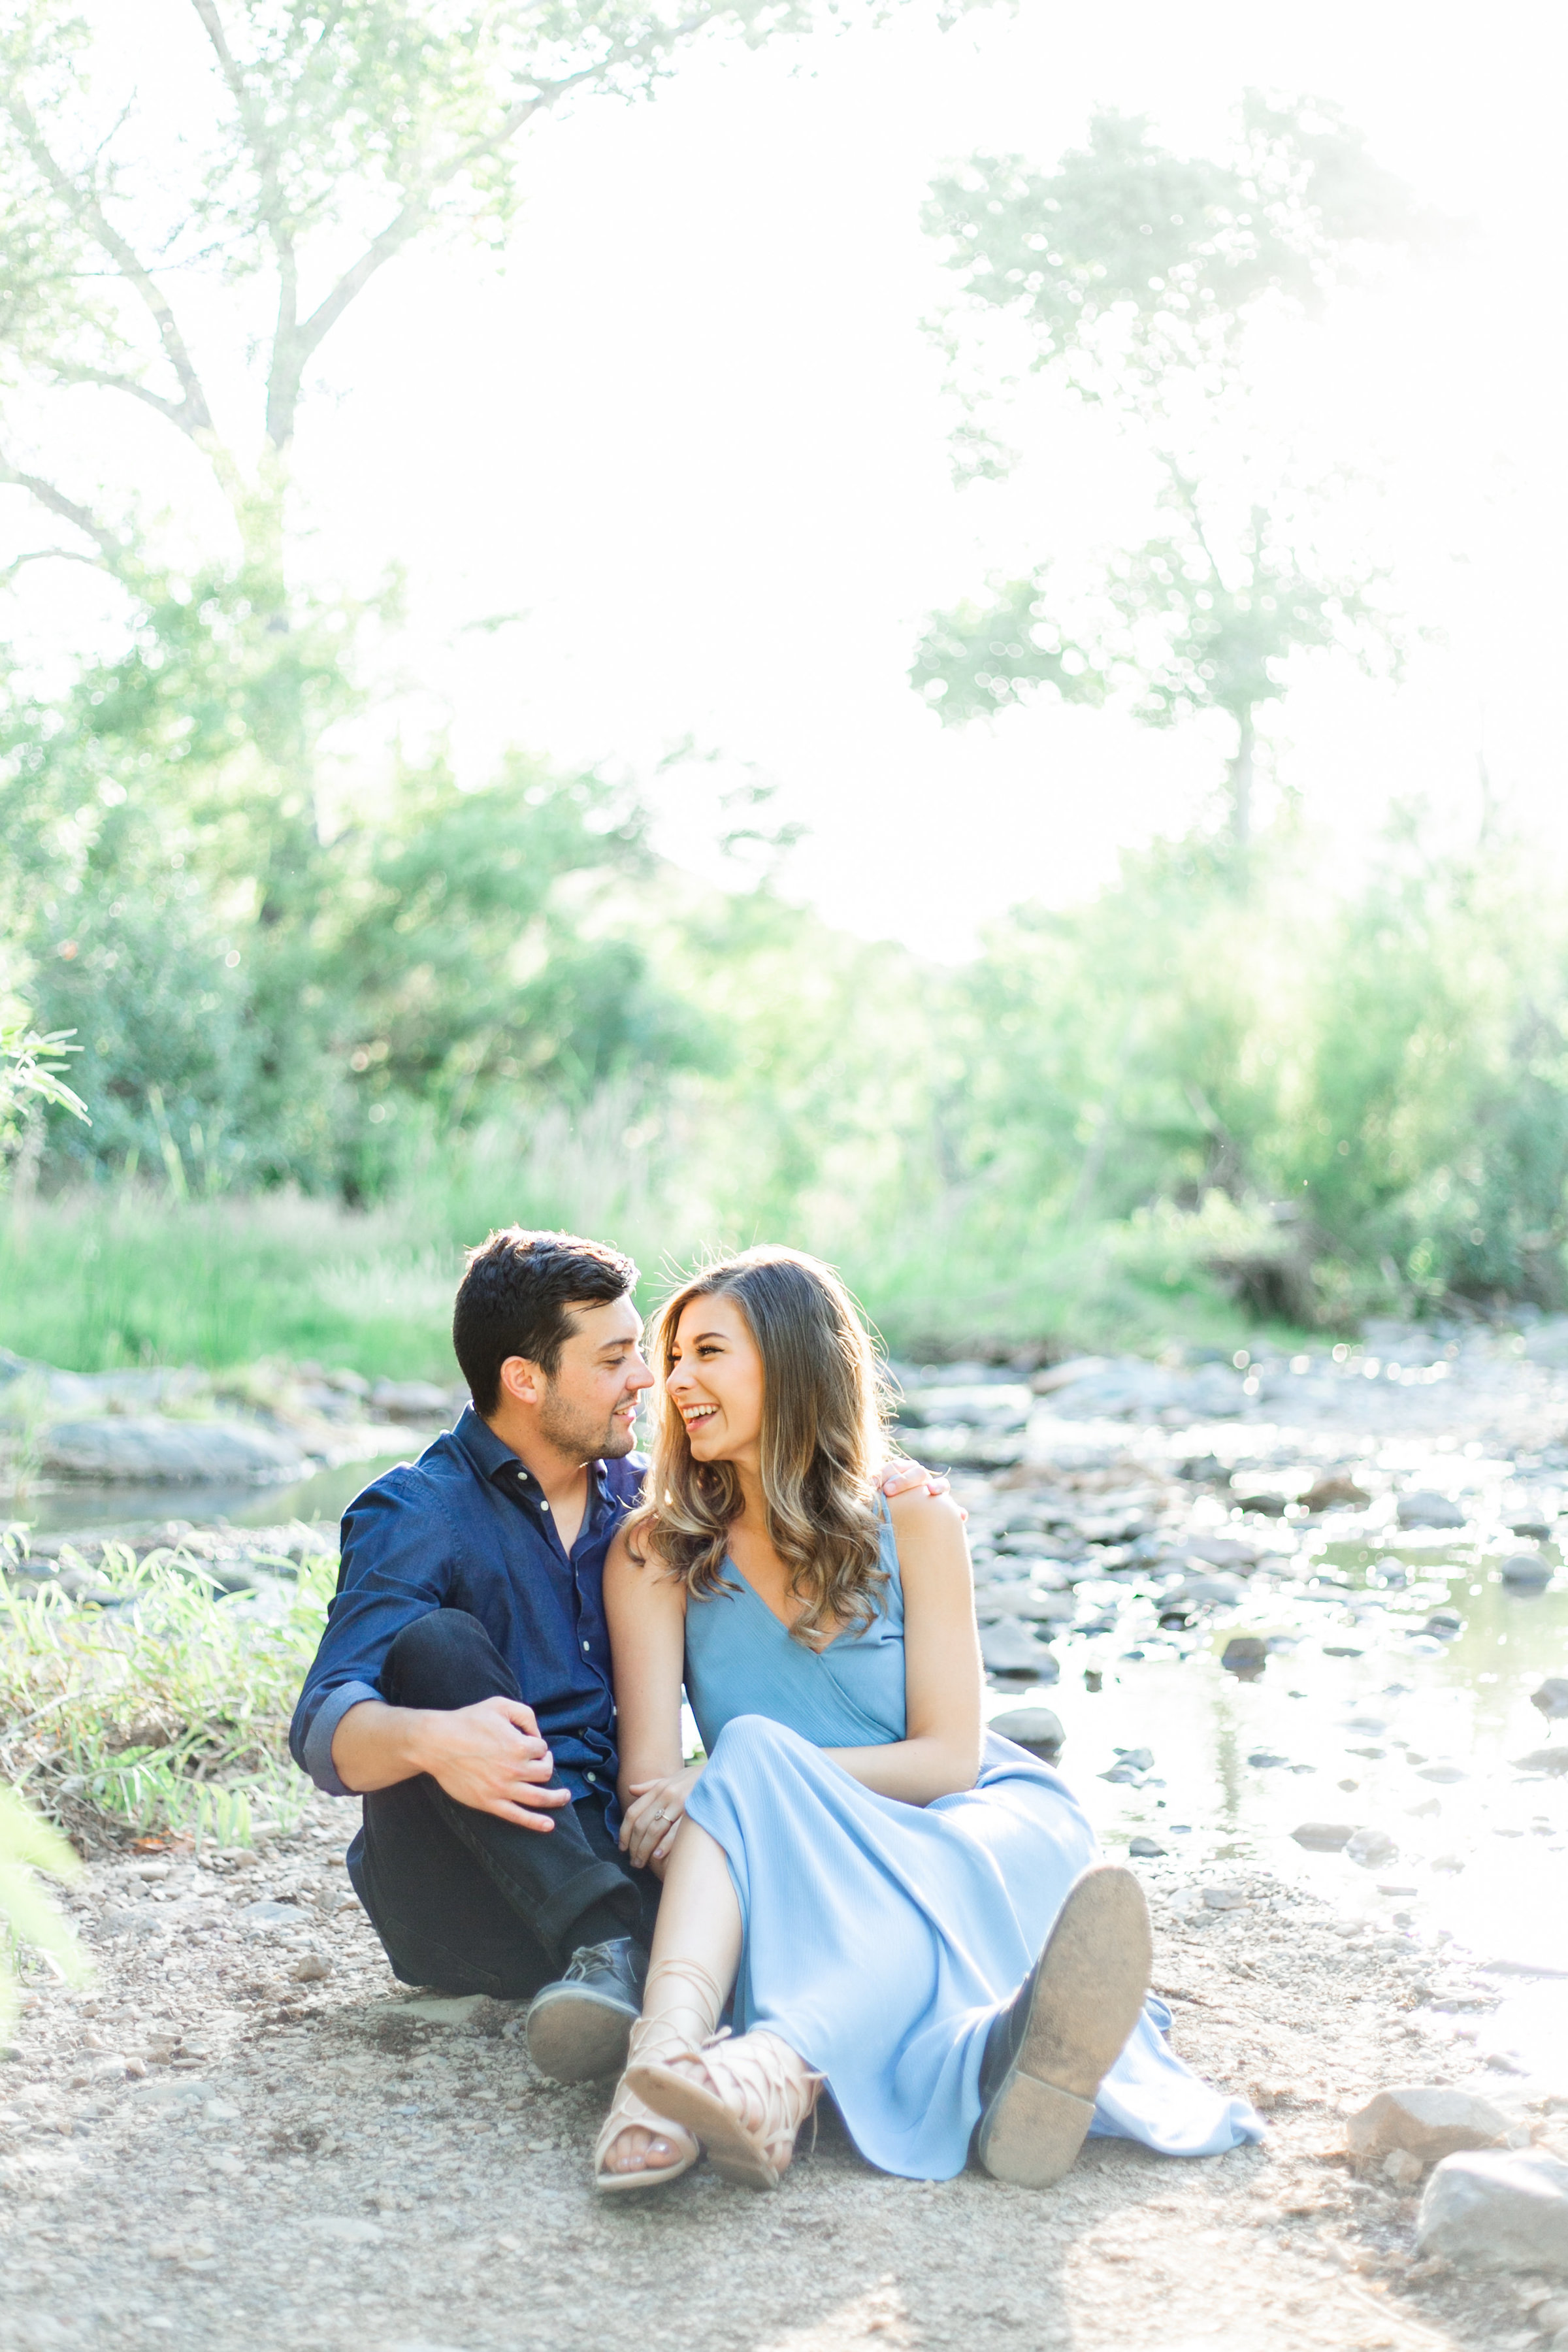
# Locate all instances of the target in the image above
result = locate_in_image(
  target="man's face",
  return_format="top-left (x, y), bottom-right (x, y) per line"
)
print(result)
top-left (532, 1295), bottom-right (653, 1462)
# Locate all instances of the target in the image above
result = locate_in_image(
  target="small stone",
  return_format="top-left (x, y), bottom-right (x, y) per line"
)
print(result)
top-left (1398, 1490), bottom-right (1467, 1529)
top-left (1302, 1475), bottom-right (1373, 1512)
top-left (237, 1899), bottom-right (304, 1927)
top-left (290, 1953), bottom-right (332, 1983)
top-left (310, 2215), bottom-right (384, 2246)
top-left (1201, 1885), bottom-right (1247, 1910)
top-left (1349, 2085), bottom-right (1512, 2163)
top-left (1423, 1609), bottom-right (1465, 1639)
top-left (1346, 1827), bottom-right (1399, 1867)
top-left (1417, 2149), bottom-right (1568, 2271)
top-left (1384, 2148), bottom-right (1424, 2187)
top-left (1128, 1837), bottom-right (1166, 1857)
top-left (1220, 1635), bottom-right (1268, 1677)
top-left (1500, 1553), bottom-right (1553, 1590)
top-left (988, 1706), bottom-right (1066, 1762)
top-left (979, 1619), bottom-right (1060, 1679)
top-left (1292, 1821), bottom-right (1356, 1852)
top-left (1513, 1749), bottom-right (1568, 1777)
top-left (1531, 1678), bottom-right (1568, 1722)
top-left (1416, 1764), bottom-right (1467, 1784)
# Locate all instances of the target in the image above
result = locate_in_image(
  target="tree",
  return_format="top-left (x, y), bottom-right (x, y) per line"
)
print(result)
top-left (913, 98), bottom-right (1428, 845)
top-left (1, 0), bottom-right (969, 584)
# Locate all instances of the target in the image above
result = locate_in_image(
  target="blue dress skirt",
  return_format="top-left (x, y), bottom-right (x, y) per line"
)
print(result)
top-left (682, 1516), bottom-right (1262, 2181)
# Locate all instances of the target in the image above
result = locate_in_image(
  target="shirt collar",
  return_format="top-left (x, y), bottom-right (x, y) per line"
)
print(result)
top-left (453, 1400), bottom-right (613, 1517)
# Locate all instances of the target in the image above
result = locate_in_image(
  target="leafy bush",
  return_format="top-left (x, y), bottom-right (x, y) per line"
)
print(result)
top-left (0, 1540), bottom-right (336, 1846)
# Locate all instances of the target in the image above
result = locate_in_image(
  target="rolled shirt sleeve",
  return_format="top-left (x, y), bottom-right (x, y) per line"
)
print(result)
top-left (300, 1678), bottom-right (382, 1797)
top-left (289, 1473), bottom-right (455, 1795)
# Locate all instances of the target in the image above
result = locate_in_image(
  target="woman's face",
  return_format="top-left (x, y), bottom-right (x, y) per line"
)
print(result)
top-left (666, 1292), bottom-right (765, 1468)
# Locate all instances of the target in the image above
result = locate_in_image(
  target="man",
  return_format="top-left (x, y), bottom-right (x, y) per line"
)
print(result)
top-left (290, 1227), bottom-right (945, 2086)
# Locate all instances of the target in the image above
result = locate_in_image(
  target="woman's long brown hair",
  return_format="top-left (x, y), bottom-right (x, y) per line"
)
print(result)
top-left (625, 1247), bottom-right (890, 1644)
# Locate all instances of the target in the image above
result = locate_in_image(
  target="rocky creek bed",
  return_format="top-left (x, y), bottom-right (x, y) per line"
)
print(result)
top-left (5, 1319), bottom-right (1568, 2351)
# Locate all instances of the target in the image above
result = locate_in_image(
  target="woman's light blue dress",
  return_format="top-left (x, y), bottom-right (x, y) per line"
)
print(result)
top-left (682, 1512), bottom-right (1262, 2181)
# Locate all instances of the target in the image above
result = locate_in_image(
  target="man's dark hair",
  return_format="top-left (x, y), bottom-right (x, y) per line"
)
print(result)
top-left (453, 1228), bottom-right (639, 1414)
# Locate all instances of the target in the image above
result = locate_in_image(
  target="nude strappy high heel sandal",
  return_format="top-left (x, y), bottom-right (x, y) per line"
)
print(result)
top-left (592, 1958), bottom-right (722, 2195)
top-left (627, 2027), bottom-right (823, 2191)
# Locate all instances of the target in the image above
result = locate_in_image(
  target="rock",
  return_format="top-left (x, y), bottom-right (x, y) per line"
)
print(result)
top-left (1348, 2085), bottom-right (1512, 2163)
top-left (38, 1416), bottom-right (308, 1485)
top-left (1416, 2149), bottom-right (1568, 2271)
top-left (1416, 1764), bottom-right (1467, 1784)
top-left (311, 2215), bottom-right (384, 2246)
top-left (1292, 1822), bottom-right (1356, 1852)
top-left (1346, 1827), bottom-right (1399, 1867)
top-left (369, 1379), bottom-right (453, 1420)
top-left (203, 2097), bottom-right (242, 2122)
top-left (1202, 1886), bottom-right (1247, 1910)
top-left (290, 1953), bottom-right (333, 1982)
top-left (1397, 1490), bottom-right (1467, 1529)
top-left (979, 1619), bottom-right (1060, 1678)
top-left (1179, 1454), bottom-right (1227, 1482)
top-left (988, 1706), bottom-right (1065, 1762)
top-left (1532, 1679), bottom-right (1568, 1722)
top-left (1221, 1635), bottom-right (1269, 1677)
top-left (1500, 1553), bottom-right (1553, 1590)
top-left (370, 1994), bottom-right (489, 2027)
top-left (1423, 1610), bottom-right (1465, 1639)
top-left (1165, 1574), bottom-right (1247, 1608)
top-left (975, 1580), bottom-right (1075, 1624)
top-left (1383, 2148), bottom-right (1424, 2187)
top-left (1128, 1836), bottom-right (1166, 1857)
top-left (1247, 1750), bottom-right (1289, 1769)
top-left (1030, 1358), bottom-right (1108, 1396)
top-left (1185, 1535), bottom-right (1260, 1570)
top-left (1513, 1748), bottom-right (1568, 1776)
top-left (237, 1899), bottom-right (304, 1928)
top-left (1233, 1492), bottom-right (1287, 1516)
top-left (1302, 1475), bottom-right (1373, 1512)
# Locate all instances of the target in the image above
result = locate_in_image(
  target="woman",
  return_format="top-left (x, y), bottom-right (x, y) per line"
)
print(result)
top-left (596, 1247), bottom-right (1260, 2191)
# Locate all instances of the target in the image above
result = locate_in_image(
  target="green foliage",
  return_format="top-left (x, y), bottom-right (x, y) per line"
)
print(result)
top-left (917, 97), bottom-right (1422, 838)
top-left (0, 1535), bottom-right (336, 1844)
top-left (924, 96), bottom-right (1425, 396)
top-left (0, 1012), bottom-right (88, 1156)
top-left (0, 1781), bottom-right (85, 2031)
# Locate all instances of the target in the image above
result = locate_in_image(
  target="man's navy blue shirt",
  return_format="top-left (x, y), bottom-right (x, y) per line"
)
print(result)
top-left (289, 1404), bottom-right (644, 1816)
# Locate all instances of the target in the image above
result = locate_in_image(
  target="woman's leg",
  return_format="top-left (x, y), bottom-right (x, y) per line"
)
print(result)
top-left (600, 1821), bottom-right (743, 2176)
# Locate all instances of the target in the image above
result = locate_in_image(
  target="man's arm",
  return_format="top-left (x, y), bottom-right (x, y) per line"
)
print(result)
top-left (289, 1478), bottom-right (564, 1828)
top-left (329, 1693), bottom-right (571, 1832)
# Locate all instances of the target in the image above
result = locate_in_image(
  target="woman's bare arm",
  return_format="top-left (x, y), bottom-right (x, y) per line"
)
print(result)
top-left (603, 1525), bottom-right (693, 1871)
top-left (823, 1486), bottom-right (983, 1805)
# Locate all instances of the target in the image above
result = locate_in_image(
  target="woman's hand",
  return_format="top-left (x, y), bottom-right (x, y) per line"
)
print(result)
top-left (620, 1763), bottom-right (705, 1871)
top-left (881, 1459), bottom-right (966, 1520)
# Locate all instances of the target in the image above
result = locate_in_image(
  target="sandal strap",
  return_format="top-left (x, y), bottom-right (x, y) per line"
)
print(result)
top-left (687, 2029), bottom-right (823, 2168)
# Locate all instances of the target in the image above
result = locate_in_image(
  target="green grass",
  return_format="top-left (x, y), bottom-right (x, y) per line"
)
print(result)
top-left (0, 1182), bottom-right (1302, 1380)
top-left (0, 1536), bottom-right (335, 1847)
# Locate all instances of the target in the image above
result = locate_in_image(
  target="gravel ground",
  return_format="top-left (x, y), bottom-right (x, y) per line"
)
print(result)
top-left (7, 1322), bottom-right (1568, 2352)
top-left (3, 1812), bottom-right (1561, 2352)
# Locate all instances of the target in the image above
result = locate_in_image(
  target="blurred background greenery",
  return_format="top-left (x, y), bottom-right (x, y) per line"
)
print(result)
top-left (3, 7), bottom-right (1565, 1376)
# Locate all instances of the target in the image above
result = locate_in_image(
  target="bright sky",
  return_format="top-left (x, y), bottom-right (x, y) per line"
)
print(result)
top-left (13, 1), bottom-right (1568, 959)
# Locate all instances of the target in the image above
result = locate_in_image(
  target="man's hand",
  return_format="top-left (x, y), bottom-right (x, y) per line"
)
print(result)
top-left (881, 1459), bottom-right (966, 1518)
top-left (331, 1694), bottom-right (571, 1831)
top-left (419, 1696), bottom-right (571, 1830)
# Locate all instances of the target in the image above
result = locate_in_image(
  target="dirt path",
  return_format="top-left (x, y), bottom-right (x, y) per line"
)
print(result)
top-left (1, 1798), bottom-right (1557, 2352)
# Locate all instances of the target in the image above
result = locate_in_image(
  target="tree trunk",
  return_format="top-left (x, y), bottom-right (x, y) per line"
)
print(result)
top-left (1230, 709), bottom-right (1254, 851)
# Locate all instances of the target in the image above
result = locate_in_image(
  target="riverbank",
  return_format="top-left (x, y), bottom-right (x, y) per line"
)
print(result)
top-left (4, 1321), bottom-right (1568, 2349)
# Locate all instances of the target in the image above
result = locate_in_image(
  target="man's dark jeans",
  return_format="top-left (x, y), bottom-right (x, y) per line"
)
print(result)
top-left (348, 1609), bottom-right (659, 2000)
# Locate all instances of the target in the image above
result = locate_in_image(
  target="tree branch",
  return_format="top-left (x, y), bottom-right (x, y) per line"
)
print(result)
top-left (270, 5), bottom-right (729, 446)
top-left (4, 89), bottom-right (215, 439)
top-left (0, 451), bottom-right (129, 572)
top-left (51, 365), bottom-right (197, 429)
top-left (186, 0), bottom-right (302, 449)
top-left (0, 546), bottom-right (106, 583)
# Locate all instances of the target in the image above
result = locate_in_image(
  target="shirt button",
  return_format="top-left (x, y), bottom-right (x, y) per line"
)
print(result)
top-left (585, 1772), bottom-right (596, 1783)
